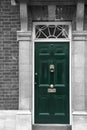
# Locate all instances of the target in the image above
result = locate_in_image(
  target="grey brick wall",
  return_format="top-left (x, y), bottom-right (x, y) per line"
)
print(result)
top-left (0, 0), bottom-right (20, 109)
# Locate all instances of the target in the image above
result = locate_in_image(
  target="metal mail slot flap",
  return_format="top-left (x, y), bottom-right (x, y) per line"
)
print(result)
top-left (48, 88), bottom-right (56, 93)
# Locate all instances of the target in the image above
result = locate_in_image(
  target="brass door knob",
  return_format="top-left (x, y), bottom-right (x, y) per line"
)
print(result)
top-left (50, 84), bottom-right (54, 88)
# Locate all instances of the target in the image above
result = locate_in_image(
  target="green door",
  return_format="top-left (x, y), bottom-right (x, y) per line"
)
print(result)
top-left (35, 42), bottom-right (69, 124)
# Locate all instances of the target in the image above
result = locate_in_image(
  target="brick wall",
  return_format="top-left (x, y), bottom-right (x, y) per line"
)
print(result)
top-left (0, 0), bottom-right (20, 109)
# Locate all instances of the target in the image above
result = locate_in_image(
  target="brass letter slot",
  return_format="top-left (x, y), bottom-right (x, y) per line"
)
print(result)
top-left (48, 88), bottom-right (56, 93)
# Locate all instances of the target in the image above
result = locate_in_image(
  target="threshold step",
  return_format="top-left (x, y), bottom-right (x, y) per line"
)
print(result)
top-left (32, 124), bottom-right (72, 130)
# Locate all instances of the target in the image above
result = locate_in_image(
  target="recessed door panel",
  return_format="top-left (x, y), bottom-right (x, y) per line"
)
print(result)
top-left (35, 42), bottom-right (69, 124)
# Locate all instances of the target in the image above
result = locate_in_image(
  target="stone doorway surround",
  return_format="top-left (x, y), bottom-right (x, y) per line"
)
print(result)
top-left (17, 3), bottom-right (32, 130)
top-left (16, 1), bottom-right (87, 130)
top-left (17, 3), bottom-right (32, 111)
top-left (1, 0), bottom-right (87, 130)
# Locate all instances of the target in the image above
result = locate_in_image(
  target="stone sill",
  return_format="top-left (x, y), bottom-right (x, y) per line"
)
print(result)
top-left (72, 111), bottom-right (87, 116)
top-left (0, 110), bottom-right (31, 115)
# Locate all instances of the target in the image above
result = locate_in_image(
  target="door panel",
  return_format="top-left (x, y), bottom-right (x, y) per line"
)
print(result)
top-left (35, 42), bottom-right (69, 124)
top-left (55, 60), bottom-right (65, 84)
top-left (39, 95), bottom-right (49, 115)
top-left (54, 95), bottom-right (66, 115)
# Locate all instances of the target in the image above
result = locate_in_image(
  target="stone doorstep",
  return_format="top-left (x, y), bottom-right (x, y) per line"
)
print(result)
top-left (32, 124), bottom-right (72, 130)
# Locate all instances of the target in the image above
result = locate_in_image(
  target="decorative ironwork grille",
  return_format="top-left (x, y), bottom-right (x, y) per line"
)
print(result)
top-left (35, 25), bottom-right (69, 39)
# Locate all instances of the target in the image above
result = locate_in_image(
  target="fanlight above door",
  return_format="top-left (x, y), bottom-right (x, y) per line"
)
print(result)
top-left (35, 24), bottom-right (70, 39)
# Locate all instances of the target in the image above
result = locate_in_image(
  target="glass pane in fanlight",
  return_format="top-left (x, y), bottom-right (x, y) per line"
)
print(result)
top-left (35, 24), bottom-right (69, 39)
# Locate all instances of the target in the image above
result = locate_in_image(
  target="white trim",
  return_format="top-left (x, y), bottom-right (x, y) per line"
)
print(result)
top-left (32, 22), bottom-right (72, 125)
top-left (34, 39), bottom-right (70, 42)
top-left (32, 31), bottom-right (35, 125)
top-left (69, 24), bottom-right (72, 125)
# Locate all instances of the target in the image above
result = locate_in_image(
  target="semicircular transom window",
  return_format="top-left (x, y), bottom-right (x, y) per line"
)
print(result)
top-left (35, 24), bottom-right (70, 39)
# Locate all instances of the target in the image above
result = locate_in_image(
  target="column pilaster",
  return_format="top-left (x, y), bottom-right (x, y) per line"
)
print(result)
top-left (17, 31), bottom-right (31, 110)
top-left (76, 0), bottom-right (84, 31)
top-left (20, 3), bottom-right (28, 31)
top-left (17, 2), bottom-right (32, 110)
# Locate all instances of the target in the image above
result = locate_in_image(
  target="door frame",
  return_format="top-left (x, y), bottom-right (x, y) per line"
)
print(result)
top-left (32, 22), bottom-right (72, 125)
